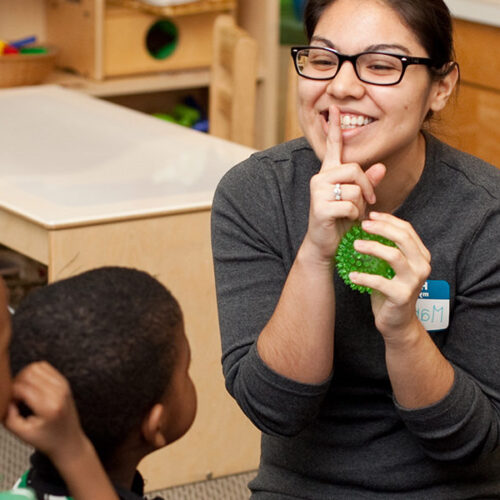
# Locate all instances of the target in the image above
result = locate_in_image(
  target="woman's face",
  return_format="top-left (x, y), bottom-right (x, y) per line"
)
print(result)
top-left (298, 0), bottom-right (447, 169)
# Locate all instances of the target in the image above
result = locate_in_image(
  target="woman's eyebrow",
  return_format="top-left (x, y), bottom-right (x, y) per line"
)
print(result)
top-left (310, 37), bottom-right (411, 55)
top-left (365, 43), bottom-right (411, 54)
top-left (310, 36), bottom-right (336, 49)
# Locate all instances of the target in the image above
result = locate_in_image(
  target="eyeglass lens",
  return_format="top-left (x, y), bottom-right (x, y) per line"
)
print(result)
top-left (295, 48), bottom-right (404, 84)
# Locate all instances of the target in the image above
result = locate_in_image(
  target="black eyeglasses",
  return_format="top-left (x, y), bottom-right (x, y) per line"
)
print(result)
top-left (291, 46), bottom-right (436, 86)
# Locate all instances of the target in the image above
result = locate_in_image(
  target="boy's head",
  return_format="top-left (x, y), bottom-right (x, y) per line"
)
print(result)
top-left (0, 278), bottom-right (12, 420)
top-left (9, 267), bottom-right (196, 464)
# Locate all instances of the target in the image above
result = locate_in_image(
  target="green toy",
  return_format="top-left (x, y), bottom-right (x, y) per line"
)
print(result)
top-left (153, 103), bottom-right (201, 128)
top-left (335, 222), bottom-right (397, 294)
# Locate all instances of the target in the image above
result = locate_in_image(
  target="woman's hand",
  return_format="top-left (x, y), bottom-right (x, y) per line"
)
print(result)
top-left (304, 105), bottom-right (386, 262)
top-left (349, 212), bottom-right (431, 346)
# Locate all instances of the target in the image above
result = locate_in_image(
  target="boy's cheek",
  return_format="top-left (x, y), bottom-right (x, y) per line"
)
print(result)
top-left (0, 354), bottom-right (12, 421)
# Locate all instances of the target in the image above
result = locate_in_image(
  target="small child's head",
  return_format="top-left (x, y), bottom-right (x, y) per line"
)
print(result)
top-left (0, 278), bottom-right (12, 420)
top-left (9, 267), bottom-right (196, 465)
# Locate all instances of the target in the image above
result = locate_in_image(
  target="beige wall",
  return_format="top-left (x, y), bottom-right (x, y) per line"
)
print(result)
top-left (0, 0), bottom-right (46, 41)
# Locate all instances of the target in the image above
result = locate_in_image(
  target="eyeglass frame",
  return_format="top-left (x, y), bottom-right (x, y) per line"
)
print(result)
top-left (290, 45), bottom-right (437, 86)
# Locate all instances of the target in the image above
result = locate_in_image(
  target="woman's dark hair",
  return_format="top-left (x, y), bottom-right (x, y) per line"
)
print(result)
top-left (304, 0), bottom-right (456, 78)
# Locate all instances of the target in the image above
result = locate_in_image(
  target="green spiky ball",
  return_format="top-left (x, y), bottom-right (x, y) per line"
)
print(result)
top-left (335, 222), bottom-right (397, 294)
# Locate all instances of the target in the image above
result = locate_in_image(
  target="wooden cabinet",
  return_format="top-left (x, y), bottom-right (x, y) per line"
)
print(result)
top-left (0, 0), bottom-right (279, 149)
top-left (0, 82), bottom-right (261, 495)
top-left (436, 18), bottom-right (500, 168)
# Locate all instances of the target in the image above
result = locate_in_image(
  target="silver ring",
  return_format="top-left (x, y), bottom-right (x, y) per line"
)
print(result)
top-left (334, 183), bottom-right (342, 201)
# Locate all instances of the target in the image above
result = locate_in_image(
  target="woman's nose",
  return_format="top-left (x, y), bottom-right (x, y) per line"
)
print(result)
top-left (325, 61), bottom-right (365, 99)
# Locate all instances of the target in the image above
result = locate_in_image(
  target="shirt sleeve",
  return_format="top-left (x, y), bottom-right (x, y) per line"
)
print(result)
top-left (396, 207), bottom-right (500, 463)
top-left (211, 156), bottom-right (331, 436)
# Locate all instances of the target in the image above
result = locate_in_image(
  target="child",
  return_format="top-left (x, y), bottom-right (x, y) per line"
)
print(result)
top-left (0, 278), bottom-right (119, 500)
top-left (5, 267), bottom-right (197, 499)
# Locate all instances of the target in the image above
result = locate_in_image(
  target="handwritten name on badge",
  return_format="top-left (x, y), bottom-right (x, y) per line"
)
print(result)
top-left (416, 280), bottom-right (450, 332)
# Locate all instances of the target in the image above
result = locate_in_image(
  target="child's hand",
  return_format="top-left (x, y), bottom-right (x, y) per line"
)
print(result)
top-left (0, 278), bottom-right (12, 420)
top-left (4, 361), bottom-right (87, 465)
top-left (6, 361), bottom-right (119, 500)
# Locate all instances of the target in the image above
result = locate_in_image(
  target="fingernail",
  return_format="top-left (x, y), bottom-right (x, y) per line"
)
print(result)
top-left (353, 239), bottom-right (363, 250)
top-left (361, 220), bottom-right (373, 230)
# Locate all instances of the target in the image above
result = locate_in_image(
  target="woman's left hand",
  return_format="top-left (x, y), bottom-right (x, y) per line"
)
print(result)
top-left (348, 212), bottom-right (431, 346)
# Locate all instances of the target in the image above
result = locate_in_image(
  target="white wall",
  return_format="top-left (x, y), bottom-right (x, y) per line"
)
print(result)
top-left (444, 0), bottom-right (500, 27)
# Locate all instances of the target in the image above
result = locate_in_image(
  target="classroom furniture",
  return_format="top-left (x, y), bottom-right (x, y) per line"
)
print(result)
top-left (0, 0), bottom-right (279, 150)
top-left (437, 15), bottom-right (500, 167)
top-left (209, 15), bottom-right (257, 147)
top-left (0, 84), bottom-right (261, 492)
top-left (45, 0), bottom-right (236, 79)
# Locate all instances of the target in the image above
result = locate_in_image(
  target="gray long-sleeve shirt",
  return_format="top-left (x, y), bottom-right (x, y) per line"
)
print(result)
top-left (211, 133), bottom-right (500, 499)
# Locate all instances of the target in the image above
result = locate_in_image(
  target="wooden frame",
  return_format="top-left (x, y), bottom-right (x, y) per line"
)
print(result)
top-left (209, 15), bottom-right (257, 147)
top-left (46, 0), bottom-right (235, 79)
top-left (436, 19), bottom-right (500, 167)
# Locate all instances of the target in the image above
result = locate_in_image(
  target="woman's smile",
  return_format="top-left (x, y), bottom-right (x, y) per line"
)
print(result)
top-left (298, 0), bottom-right (444, 169)
top-left (340, 114), bottom-right (374, 129)
top-left (320, 109), bottom-right (375, 128)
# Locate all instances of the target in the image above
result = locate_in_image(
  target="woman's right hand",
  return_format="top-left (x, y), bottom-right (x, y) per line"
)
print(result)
top-left (303, 105), bottom-right (386, 262)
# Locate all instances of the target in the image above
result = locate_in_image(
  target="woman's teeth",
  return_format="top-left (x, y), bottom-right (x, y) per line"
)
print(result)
top-left (340, 114), bottom-right (373, 129)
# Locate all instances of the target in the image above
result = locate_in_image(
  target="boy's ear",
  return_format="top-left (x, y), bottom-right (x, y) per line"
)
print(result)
top-left (429, 63), bottom-right (459, 113)
top-left (141, 403), bottom-right (168, 449)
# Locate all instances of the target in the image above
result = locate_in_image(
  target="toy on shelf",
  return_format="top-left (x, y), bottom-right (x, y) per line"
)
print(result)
top-left (1, 36), bottom-right (49, 56)
top-left (153, 96), bottom-right (208, 131)
top-left (8, 36), bottom-right (37, 49)
top-left (335, 222), bottom-right (396, 294)
top-left (1, 44), bottom-right (19, 55)
top-left (0, 36), bottom-right (57, 88)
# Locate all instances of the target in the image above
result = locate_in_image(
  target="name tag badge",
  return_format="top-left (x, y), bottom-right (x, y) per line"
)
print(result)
top-left (416, 280), bottom-right (450, 332)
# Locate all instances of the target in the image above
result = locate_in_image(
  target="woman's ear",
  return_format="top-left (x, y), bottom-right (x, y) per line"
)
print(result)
top-left (429, 63), bottom-right (460, 113)
top-left (141, 403), bottom-right (168, 449)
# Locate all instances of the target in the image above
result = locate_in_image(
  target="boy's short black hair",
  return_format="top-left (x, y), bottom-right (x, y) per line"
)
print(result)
top-left (9, 266), bottom-right (182, 462)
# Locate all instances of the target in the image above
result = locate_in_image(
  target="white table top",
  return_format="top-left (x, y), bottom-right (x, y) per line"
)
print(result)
top-left (0, 85), bottom-right (254, 229)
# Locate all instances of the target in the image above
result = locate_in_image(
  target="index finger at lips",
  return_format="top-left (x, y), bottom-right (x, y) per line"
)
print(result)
top-left (322, 105), bottom-right (342, 170)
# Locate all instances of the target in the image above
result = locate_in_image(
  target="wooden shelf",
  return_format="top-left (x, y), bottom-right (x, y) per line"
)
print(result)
top-left (45, 68), bottom-right (211, 97)
top-left (436, 18), bottom-right (500, 167)
top-left (0, 0), bottom-right (279, 148)
top-left (44, 64), bottom-right (269, 98)
top-left (107, 0), bottom-right (236, 17)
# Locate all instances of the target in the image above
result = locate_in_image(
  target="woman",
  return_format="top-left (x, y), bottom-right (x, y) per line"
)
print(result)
top-left (211, 0), bottom-right (500, 497)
